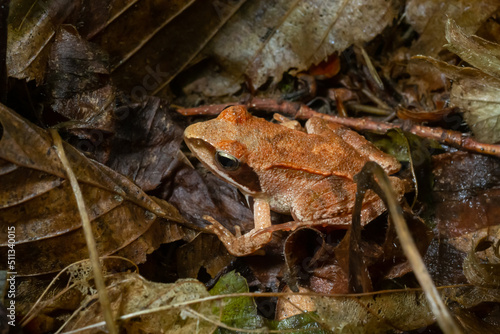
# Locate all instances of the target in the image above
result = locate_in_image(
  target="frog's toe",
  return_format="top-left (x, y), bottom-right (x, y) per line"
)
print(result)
top-left (203, 216), bottom-right (273, 256)
top-left (203, 215), bottom-right (236, 240)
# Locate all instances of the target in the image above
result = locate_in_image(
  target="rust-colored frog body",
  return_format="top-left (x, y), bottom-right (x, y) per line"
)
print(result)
top-left (184, 106), bottom-right (404, 256)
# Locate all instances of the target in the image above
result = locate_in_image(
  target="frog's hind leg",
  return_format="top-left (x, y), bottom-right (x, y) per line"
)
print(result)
top-left (291, 176), bottom-right (399, 226)
top-left (291, 176), bottom-right (357, 222)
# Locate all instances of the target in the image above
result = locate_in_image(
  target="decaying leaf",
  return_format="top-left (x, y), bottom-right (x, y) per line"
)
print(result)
top-left (423, 151), bottom-right (500, 288)
top-left (462, 225), bottom-right (500, 288)
top-left (102, 0), bottom-right (247, 95)
top-left (176, 233), bottom-right (233, 278)
top-left (167, 166), bottom-right (254, 233)
top-left (206, 0), bottom-right (400, 90)
top-left (102, 96), bottom-right (186, 192)
top-left (47, 25), bottom-right (115, 130)
top-left (64, 272), bottom-right (218, 333)
top-left (209, 270), bottom-right (264, 330)
top-left (446, 19), bottom-right (500, 79)
top-left (7, 0), bottom-right (113, 83)
top-left (432, 151), bottom-right (500, 239)
top-left (406, 0), bottom-right (500, 56)
top-left (0, 104), bottom-right (188, 275)
top-left (416, 55), bottom-right (500, 144)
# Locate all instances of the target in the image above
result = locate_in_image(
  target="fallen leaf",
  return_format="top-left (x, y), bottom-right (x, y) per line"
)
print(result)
top-left (100, 0), bottom-right (247, 96)
top-left (417, 56), bottom-right (500, 143)
top-left (462, 225), bottom-right (500, 288)
top-left (7, 0), bottom-right (113, 83)
top-left (406, 0), bottom-right (499, 56)
top-left (176, 233), bottom-right (233, 279)
top-left (206, 0), bottom-right (399, 90)
top-left (46, 25), bottom-right (115, 131)
top-left (166, 165), bottom-right (254, 233)
top-left (432, 152), bottom-right (500, 238)
top-left (209, 270), bottom-right (264, 330)
top-left (445, 19), bottom-right (500, 79)
top-left (64, 272), bottom-right (218, 333)
top-left (103, 96), bottom-right (185, 191)
top-left (0, 104), bottom-right (186, 275)
top-left (275, 286), bottom-right (317, 321)
top-left (312, 290), bottom-right (436, 332)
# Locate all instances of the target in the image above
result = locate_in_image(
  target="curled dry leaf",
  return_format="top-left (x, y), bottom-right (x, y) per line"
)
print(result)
top-left (406, 0), bottom-right (499, 56)
top-left (7, 0), bottom-right (113, 83)
top-left (417, 55), bottom-right (500, 144)
top-left (64, 272), bottom-right (217, 334)
top-left (445, 19), bottom-right (500, 79)
top-left (206, 0), bottom-right (400, 90)
top-left (0, 104), bottom-right (187, 275)
top-left (462, 225), bottom-right (500, 288)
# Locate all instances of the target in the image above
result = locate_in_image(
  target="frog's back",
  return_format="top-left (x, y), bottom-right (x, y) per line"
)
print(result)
top-left (246, 120), bottom-right (370, 181)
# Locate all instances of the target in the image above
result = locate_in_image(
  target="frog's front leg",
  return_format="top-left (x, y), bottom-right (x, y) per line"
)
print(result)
top-left (205, 198), bottom-right (273, 256)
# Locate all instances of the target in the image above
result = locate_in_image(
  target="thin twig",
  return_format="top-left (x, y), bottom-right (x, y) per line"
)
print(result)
top-left (177, 98), bottom-right (500, 158)
top-left (358, 162), bottom-right (462, 334)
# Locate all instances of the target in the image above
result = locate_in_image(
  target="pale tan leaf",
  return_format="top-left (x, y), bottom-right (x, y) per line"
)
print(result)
top-left (64, 272), bottom-right (218, 334)
top-left (416, 56), bottom-right (500, 144)
top-left (207, 0), bottom-right (399, 89)
top-left (406, 0), bottom-right (499, 56)
top-left (445, 19), bottom-right (500, 79)
top-left (312, 290), bottom-right (435, 332)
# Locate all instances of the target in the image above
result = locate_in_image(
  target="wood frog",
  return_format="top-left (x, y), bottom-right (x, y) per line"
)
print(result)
top-left (184, 106), bottom-right (405, 256)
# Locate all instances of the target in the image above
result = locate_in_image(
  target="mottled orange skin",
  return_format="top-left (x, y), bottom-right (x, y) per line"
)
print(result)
top-left (184, 106), bottom-right (404, 256)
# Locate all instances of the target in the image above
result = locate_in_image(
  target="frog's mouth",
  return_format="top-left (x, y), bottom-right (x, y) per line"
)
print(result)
top-left (184, 137), bottom-right (262, 196)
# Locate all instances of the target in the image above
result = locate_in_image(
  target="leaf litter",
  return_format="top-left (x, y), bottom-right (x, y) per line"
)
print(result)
top-left (3, 0), bottom-right (500, 333)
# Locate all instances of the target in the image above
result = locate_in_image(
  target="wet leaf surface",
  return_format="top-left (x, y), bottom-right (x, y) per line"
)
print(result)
top-left (432, 152), bottom-right (500, 238)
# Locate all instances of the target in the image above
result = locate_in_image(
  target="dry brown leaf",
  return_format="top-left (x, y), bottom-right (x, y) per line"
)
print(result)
top-left (176, 233), bottom-right (233, 279)
top-left (101, 0), bottom-right (247, 95)
top-left (206, 0), bottom-right (400, 90)
top-left (47, 25), bottom-right (115, 130)
top-left (312, 290), bottom-right (436, 332)
top-left (406, 0), bottom-right (500, 56)
top-left (7, 0), bottom-right (114, 83)
top-left (167, 166), bottom-right (254, 233)
top-left (461, 225), bottom-right (500, 288)
top-left (416, 56), bottom-right (500, 143)
top-left (432, 152), bottom-right (500, 238)
top-left (0, 104), bottom-right (186, 275)
top-left (63, 272), bottom-right (217, 334)
top-left (45, 25), bottom-right (186, 192)
top-left (445, 19), bottom-right (500, 81)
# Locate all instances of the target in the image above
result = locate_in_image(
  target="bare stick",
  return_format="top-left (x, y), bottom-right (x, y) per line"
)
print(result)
top-left (177, 98), bottom-right (500, 158)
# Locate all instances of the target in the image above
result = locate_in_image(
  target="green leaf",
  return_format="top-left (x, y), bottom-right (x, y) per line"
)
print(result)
top-left (269, 312), bottom-right (328, 334)
top-left (210, 271), bottom-right (264, 332)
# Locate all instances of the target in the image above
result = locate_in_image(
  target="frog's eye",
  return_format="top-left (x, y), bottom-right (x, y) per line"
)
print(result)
top-left (215, 151), bottom-right (240, 171)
